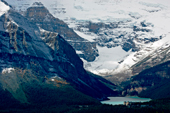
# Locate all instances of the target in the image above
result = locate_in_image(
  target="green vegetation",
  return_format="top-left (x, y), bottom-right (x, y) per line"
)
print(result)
top-left (0, 68), bottom-right (100, 112)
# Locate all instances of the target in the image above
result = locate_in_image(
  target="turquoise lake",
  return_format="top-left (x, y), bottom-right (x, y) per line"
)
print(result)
top-left (101, 97), bottom-right (151, 105)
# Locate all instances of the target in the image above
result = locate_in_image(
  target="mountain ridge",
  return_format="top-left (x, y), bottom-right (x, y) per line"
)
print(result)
top-left (0, 1), bottom-right (117, 104)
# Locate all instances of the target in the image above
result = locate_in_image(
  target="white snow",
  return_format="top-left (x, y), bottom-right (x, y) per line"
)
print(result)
top-left (51, 79), bottom-right (55, 81)
top-left (0, 1), bottom-right (10, 16)
top-left (4, 0), bottom-right (170, 21)
top-left (74, 30), bottom-right (95, 42)
top-left (2, 68), bottom-right (14, 74)
top-left (84, 46), bottom-right (131, 75)
top-left (76, 50), bottom-right (83, 54)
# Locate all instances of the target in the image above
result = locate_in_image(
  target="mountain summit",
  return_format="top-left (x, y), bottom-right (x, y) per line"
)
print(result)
top-left (23, 1), bottom-right (99, 62)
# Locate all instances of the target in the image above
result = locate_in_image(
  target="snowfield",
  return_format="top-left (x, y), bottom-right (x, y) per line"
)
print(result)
top-left (84, 45), bottom-right (131, 75)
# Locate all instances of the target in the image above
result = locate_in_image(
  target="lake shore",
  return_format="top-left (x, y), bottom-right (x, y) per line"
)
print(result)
top-left (101, 96), bottom-right (151, 105)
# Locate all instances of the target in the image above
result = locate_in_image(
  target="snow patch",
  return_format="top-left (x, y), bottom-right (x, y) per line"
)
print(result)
top-left (74, 30), bottom-right (95, 42)
top-left (76, 50), bottom-right (83, 54)
top-left (51, 79), bottom-right (55, 81)
top-left (2, 68), bottom-right (14, 74)
top-left (0, 1), bottom-right (10, 16)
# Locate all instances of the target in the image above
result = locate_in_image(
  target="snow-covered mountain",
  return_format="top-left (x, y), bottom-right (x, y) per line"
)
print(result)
top-left (5, 0), bottom-right (170, 83)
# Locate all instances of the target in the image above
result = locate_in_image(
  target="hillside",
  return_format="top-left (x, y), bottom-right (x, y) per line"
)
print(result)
top-left (122, 61), bottom-right (170, 99)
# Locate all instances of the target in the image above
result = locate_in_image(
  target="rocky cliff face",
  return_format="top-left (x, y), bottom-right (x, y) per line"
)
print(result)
top-left (0, 2), bottom-right (117, 104)
top-left (24, 2), bottom-right (98, 62)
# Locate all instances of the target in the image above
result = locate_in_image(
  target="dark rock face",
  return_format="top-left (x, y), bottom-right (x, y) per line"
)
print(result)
top-left (133, 26), bottom-right (151, 32)
top-left (0, 9), bottom-right (116, 102)
top-left (40, 31), bottom-right (98, 62)
top-left (24, 2), bottom-right (98, 62)
top-left (26, 5), bottom-right (77, 41)
top-left (122, 39), bottom-right (136, 52)
top-left (78, 21), bottom-right (118, 35)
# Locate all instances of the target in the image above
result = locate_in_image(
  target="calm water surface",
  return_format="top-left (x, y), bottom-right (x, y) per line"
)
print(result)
top-left (101, 97), bottom-right (151, 105)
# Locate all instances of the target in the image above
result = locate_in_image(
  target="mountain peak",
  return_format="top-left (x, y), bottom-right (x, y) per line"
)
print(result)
top-left (31, 2), bottom-right (44, 7)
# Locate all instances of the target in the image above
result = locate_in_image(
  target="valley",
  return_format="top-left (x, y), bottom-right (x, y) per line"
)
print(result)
top-left (0, 0), bottom-right (170, 112)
